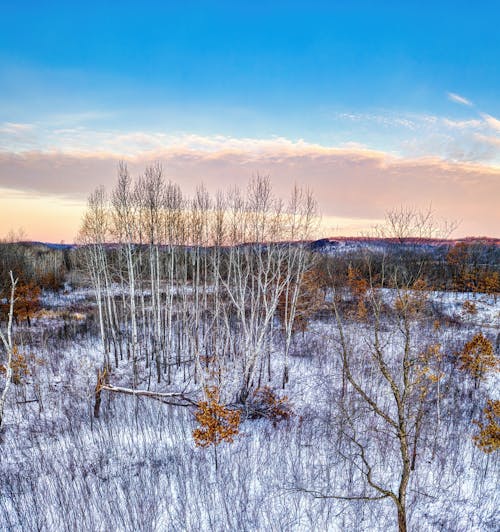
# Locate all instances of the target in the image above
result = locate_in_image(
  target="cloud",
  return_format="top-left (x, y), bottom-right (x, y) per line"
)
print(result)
top-left (0, 122), bottom-right (39, 151)
top-left (3, 112), bottom-right (498, 165)
top-left (481, 113), bottom-right (500, 131)
top-left (0, 140), bottom-right (499, 240)
top-left (337, 112), bottom-right (419, 130)
top-left (0, 122), bottom-right (35, 133)
top-left (441, 118), bottom-right (482, 130)
top-left (336, 111), bottom-right (500, 162)
top-left (339, 111), bottom-right (485, 132)
top-left (475, 134), bottom-right (500, 147)
top-left (447, 92), bottom-right (473, 106)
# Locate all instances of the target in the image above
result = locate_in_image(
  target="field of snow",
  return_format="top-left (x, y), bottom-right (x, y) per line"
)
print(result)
top-left (0, 287), bottom-right (498, 531)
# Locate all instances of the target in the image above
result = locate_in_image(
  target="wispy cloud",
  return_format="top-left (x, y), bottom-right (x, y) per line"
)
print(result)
top-left (338, 111), bottom-right (484, 132)
top-left (481, 113), bottom-right (500, 131)
top-left (0, 122), bottom-right (35, 133)
top-left (337, 110), bottom-right (499, 163)
top-left (441, 118), bottom-right (482, 130)
top-left (447, 92), bottom-right (473, 106)
top-left (0, 122), bottom-right (39, 151)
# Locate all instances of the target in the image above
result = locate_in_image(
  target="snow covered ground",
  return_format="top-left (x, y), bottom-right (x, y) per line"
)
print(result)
top-left (0, 287), bottom-right (498, 531)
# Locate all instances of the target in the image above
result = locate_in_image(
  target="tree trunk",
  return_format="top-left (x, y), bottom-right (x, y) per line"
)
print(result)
top-left (397, 504), bottom-right (407, 532)
top-left (93, 386), bottom-right (102, 418)
top-left (0, 273), bottom-right (18, 432)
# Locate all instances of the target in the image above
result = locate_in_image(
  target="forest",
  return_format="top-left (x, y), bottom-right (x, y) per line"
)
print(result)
top-left (0, 164), bottom-right (499, 532)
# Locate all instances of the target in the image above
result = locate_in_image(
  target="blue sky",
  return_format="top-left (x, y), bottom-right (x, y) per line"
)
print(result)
top-left (2, 1), bottom-right (499, 138)
top-left (0, 1), bottom-right (499, 239)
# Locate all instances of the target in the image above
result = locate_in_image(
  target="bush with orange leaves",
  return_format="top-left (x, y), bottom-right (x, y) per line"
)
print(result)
top-left (478, 270), bottom-right (500, 296)
top-left (347, 264), bottom-right (368, 298)
top-left (346, 265), bottom-right (371, 320)
top-left (192, 386), bottom-right (241, 469)
top-left (462, 300), bottom-right (478, 316)
top-left (446, 242), bottom-right (500, 294)
top-left (457, 332), bottom-right (498, 388)
top-left (0, 278), bottom-right (41, 326)
top-left (0, 346), bottom-right (29, 385)
top-left (38, 270), bottom-right (64, 292)
top-left (473, 399), bottom-right (500, 453)
top-left (248, 386), bottom-right (294, 427)
top-left (394, 278), bottom-right (428, 318)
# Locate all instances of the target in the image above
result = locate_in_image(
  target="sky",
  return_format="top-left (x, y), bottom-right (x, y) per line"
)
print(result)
top-left (1, 0), bottom-right (499, 241)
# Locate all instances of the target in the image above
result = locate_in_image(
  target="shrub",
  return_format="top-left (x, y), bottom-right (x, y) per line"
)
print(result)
top-left (248, 386), bottom-right (294, 426)
top-left (473, 399), bottom-right (500, 453)
top-left (457, 332), bottom-right (498, 387)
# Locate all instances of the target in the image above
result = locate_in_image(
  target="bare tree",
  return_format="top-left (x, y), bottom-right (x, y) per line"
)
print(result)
top-left (78, 187), bottom-right (112, 369)
top-left (111, 162), bottom-right (140, 386)
top-left (78, 167), bottom-right (321, 407)
top-left (137, 162), bottom-right (166, 383)
top-left (375, 205), bottom-right (458, 242)
top-left (327, 269), bottom-right (442, 532)
top-left (0, 272), bottom-right (18, 432)
top-left (279, 185), bottom-right (318, 387)
top-left (310, 211), bottom-right (450, 532)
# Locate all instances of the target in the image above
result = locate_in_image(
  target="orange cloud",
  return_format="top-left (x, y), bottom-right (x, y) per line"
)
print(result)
top-left (0, 141), bottom-right (499, 241)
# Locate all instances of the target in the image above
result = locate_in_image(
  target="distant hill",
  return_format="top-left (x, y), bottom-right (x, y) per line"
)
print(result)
top-left (16, 241), bottom-right (77, 251)
top-left (5, 236), bottom-right (499, 254)
top-left (309, 236), bottom-right (500, 254)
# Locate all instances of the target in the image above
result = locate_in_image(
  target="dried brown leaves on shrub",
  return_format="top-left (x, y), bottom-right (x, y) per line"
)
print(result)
top-left (248, 386), bottom-right (294, 427)
top-left (473, 399), bottom-right (500, 453)
top-left (192, 386), bottom-right (241, 448)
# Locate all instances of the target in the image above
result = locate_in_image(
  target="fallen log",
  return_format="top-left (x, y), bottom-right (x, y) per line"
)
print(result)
top-left (94, 372), bottom-right (197, 417)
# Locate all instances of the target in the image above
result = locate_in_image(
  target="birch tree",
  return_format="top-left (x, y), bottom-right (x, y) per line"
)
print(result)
top-left (137, 163), bottom-right (166, 383)
top-left (0, 272), bottom-right (18, 432)
top-left (111, 162), bottom-right (140, 386)
top-left (78, 186), bottom-right (112, 369)
top-left (278, 185), bottom-right (318, 387)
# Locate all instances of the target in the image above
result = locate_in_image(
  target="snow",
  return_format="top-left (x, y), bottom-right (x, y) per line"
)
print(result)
top-left (1, 286), bottom-right (498, 531)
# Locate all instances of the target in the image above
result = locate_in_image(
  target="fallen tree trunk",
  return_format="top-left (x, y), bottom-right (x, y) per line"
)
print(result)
top-left (93, 374), bottom-right (197, 417)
